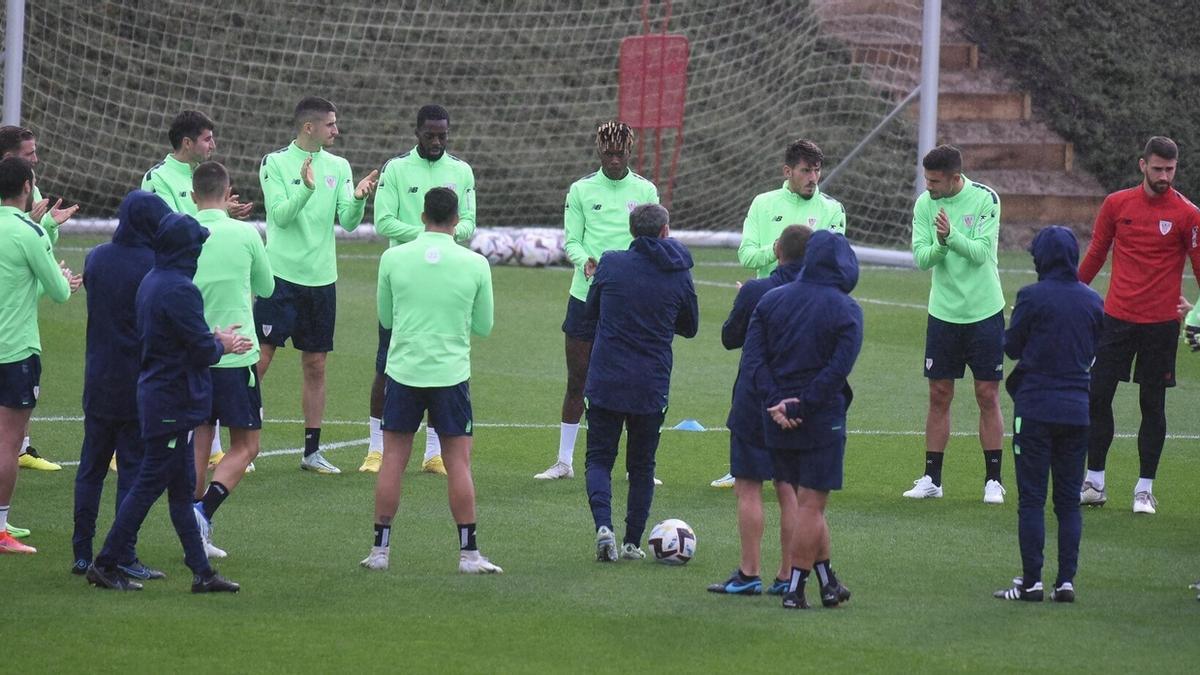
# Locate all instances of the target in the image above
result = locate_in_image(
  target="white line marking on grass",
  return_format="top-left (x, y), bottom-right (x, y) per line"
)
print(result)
top-left (692, 279), bottom-right (928, 310)
top-left (55, 437), bottom-right (371, 468)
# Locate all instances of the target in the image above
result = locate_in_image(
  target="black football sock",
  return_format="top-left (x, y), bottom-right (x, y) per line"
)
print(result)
top-left (925, 452), bottom-right (944, 486)
top-left (304, 428), bottom-right (321, 457)
top-left (458, 523), bottom-right (477, 551)
top-left (374, 523), bottom-right (390, 548)
top-left (814, 559), bottom-right (836, 587)
top-left (788, 566), bottom-right (810, 594)
top-left (984, 449), bottom-right (1003, 482)
top-left (200, 481), bottom-right (230, 521)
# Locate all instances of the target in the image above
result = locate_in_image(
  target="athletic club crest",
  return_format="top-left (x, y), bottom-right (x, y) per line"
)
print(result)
top-left (444, 182), bottom-right (457, 192)
top-left (325, 175), bottom-right (337, 189)
top-left (925, 358), bottom-right (933, 371)
top-left (627, 201), bottom-right (638, 212)
top-left (807, 217), bottom-right (817, 227)
top-left (1159, 220), bottom-right (1173, 235)
top-left (261, 324), bottom-right (272, 336)
top-left (963, 215), bottom-right (976, 229)
top-left (425, 246), bottom-right (442, 264)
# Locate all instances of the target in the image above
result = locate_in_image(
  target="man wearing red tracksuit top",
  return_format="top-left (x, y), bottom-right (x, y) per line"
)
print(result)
top-left (1077, 136), bottom-right (1200, 515)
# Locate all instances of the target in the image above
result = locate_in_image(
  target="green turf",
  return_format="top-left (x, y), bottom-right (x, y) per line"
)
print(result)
top-left (9, 237), bottom-right (1200, 673)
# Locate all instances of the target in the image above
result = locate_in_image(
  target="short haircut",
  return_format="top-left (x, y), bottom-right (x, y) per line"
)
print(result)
top-left (417, 104), bottom-right (450, 128)
top-left (192, 161), bottom-right (230, 199)
top-left (0, 126), bottom-right (35, 157)
top-left (424, 187), bottom-right (458, 225)
top-left (1143, 136), bottom-right (1178, 161)
top-left (0, 157), bottom-right (33, 199)
top-left (784, 139), bottom-right (824, 168)
top-left (776, 224), bottom-right (813, 263)
top-left (294, 96), bottom-right (337, 127)
top-left (630, 203), bottom-right (669, 237)
top-left (596, 121), bottom-right (635, 153)
top-left (922, 145), bottom-right (963, 173)
top-left (168, 111), bottom-right (214, 151)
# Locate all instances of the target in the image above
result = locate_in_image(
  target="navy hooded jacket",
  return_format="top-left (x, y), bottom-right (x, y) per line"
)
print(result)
top-left (584, 236), bottom-right (699, 414)
top-left (135, 213), bottom-right (226, 438)
top-left (742, 231), bottom-right (863, 450)
top-left (724, 260), bottom-right (803, 441)
top-left (1004, 226), bottom-right (1104, 425)
top-left (82, 191), bottom-right (172, 420)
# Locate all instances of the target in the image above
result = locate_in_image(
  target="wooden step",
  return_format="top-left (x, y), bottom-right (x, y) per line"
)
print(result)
top-left (851, 42), bottom-right (978, 70)
top-left (956, 141), bottom-right (1073, 171)
top-left (970, 170), bottom-right (1106, 225)
top-left (938, 91), bottom-right (1030, 121)
top-left (1000, 194), bottom-right (1104, 224)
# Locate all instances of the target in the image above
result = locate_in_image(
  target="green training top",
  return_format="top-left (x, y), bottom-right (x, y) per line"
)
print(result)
top-left (563, 169), bottom-right (659, 301)
top-left (30, 185), bottom-right (60, 245)
top-left (1187, 298), bottom-right (1200, 327)
top-left (259, 142), bottom-right (365, 286)
top-left (0, 205), bottom-right (71, 364)
top-left (377, 230), bottom-right (493, 387)
top-left (375, 147), bottom-right (476, 247)
top-left (142, 154), bottom-right (198, 215)
top-left (911, 175), bottom-right (1005, 324)
top-left (193, 209), bottom-right (275, 368)
top-left (738, 182), bottom-right (846, 278)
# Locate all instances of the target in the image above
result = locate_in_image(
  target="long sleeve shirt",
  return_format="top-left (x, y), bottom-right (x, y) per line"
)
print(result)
top-left (374, 147), bottom-right (476, 247)
top-left (562, 169), bottom-right (659, 301)
top-left (142, 154), bottom-right (199, 216)
top-left (0, 205), bottom-right (71, 364)
top-left (738, 182), bottom-right (845, 278)
top-left (193, 209), bottom-right (275, 368)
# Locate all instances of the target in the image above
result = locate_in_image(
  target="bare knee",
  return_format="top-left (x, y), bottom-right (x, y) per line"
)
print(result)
top-left (974, 381), bottom-right (1000, 410)
top-left (929, 380), bottom-right (955, 411)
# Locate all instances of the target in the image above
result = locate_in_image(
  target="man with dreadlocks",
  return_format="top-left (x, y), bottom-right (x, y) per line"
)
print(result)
top-left (535, 122), bottom-right (660, 481)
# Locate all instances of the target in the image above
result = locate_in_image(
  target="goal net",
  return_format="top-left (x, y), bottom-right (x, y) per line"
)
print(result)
top-left (14, 0), bottom-right (923, 248)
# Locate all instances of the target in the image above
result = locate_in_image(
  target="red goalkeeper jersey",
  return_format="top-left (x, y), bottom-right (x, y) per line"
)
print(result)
top-left (1078, 185), bottom-right (1200, 323)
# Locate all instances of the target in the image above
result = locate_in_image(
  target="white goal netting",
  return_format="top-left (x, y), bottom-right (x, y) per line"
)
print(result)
top-left (11, 0), bottom-right (924, 247)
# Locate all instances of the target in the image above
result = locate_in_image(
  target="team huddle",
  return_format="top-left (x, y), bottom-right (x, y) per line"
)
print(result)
top-left (1, 97), bottom-right (1198, 606)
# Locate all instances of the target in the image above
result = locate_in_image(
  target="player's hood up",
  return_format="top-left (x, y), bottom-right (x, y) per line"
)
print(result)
top-left (113, 190), bottom-right (171, 248)
top-left (153, 212), bottom-right (210, 278)
top-left (799, 230), bottom-right (858, 293)
top-left (631, 235), bottom-right (694, 272)
top-left (1030, 225), bottom-right (1079, 282)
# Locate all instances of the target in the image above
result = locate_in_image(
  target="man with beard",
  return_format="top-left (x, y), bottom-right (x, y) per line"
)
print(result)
top-left (1077, 136), bottom-right (1200, 514)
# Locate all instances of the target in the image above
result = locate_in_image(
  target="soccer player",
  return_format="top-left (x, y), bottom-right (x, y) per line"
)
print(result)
top-left (72, 190), bottom-right (172, 578)
top-left (86, 213), bottom-right (248, 592)
top-left (189, 161), bottom-right (274, 559)
top-left (737, 139), bottom-right (845, 279)
top-left (359, 104), bottom-right (476, 475)
top-left (1077, 136), bottom-right (1200, 514)
top-left (0, 125), bottom-right (80, 473)
top-left (255, 96), bottom-right (378, 474)
top-left (708, 224), bottom-right (810, 596)
top-left (536, 121), bottom-right (660, 481)
top-left (0, 156), bottom-right (79, 554)
top-left (746, 230), bottom-right (862, 610)
top-left (142, 111), bottom-right (252, 467)
top-left (583, 204), bottom-right (698, 561)
top-left (360, 188), bottom-right (499, 574)
top-left (904, 145), bottom-right (1007, 504)
top-left (993, 226), bottom-right (1103, 603)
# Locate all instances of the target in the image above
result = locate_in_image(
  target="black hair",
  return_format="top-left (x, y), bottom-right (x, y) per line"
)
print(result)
top-left (168, 111), bottom-right (215, 151)
top-left (784, 139), bottom-right (824, 168)
top-left (0, 157), bottom-right (34, 200)
top-left (424, 187), bottom-right (458, 225)
top-left (417, 104), bottom-right (450, 128)
top-left (294, 97), bottom-right (337, 127)
top-left (596, 121), bottom-right (635, 153)
top-left (922, 145), bottom-right (963, 173)
top-left (1143, 136), bottom-right (1178, 161)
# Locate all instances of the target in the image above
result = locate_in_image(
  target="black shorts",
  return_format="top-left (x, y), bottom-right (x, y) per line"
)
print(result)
top-left (770, 441), bottom-right (845, 491)
top-left (381, 378), bottom-right (472, 436)
top-left (208, 365), bottom-right (262, 429)
top-left (730, 432), bottom-right (773, 482)
top-left (924, 311), bottom-right (1004, 381)
top-left (0, 354), bottom-right (40, 409)
top-left (254, 277), bottom-right (336, 353)
top-left (561, 296), bottom-right (596, 342)
top-left (375, 323), bottom-right (391, 376)
top-left (1092, 315), bottom-right (1178, 388)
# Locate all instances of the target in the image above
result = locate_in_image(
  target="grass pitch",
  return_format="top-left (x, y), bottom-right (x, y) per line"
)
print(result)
top-left (8, 236), bottom-right (1200, 673)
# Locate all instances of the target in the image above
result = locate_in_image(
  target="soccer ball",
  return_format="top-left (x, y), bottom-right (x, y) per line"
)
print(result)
top-left (648, 518), bottom-right (696, 565)
top-left (515, 234), bottom-right (560, 267)
top-left (469, 231), bottom-right (516, 265)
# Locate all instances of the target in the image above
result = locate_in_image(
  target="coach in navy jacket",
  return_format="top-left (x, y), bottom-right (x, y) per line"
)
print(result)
top-left (71, 191), bottom-right (171, 572)
top-left (89, 213), bottom-right (245, 592)
top-left (996, 225), bottom-right (1102, 601)
top-left (582, 204), bottom-right (698, 556)
top-left (745, 230), bottom-right (863, 455)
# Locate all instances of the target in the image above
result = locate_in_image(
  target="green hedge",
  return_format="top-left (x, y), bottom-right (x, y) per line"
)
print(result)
top-left (956, 0), bottom-right (1200, 199)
